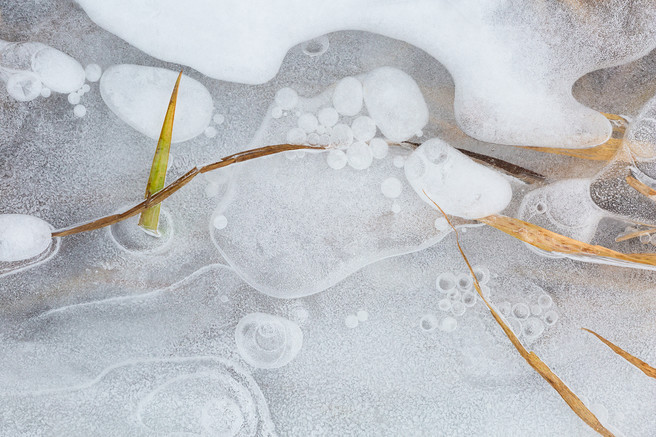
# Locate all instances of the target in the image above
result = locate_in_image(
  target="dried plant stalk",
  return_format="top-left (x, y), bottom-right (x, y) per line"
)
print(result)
top-left (425, 191), bottom-right (614, 437)
top-left (51, 144), bottom-right (324, 237)
top-left (138, 71), bottom-right (182, 235)
top-left (626, 174), bottom-right (656, 197)
top-left (479, 214), bottom-right (656, 267)
top-left (582, 328), bottom-right (656, 379)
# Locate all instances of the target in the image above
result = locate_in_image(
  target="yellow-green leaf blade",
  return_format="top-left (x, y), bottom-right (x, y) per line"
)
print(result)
top-left (138, 70), bottom-right (182, 236)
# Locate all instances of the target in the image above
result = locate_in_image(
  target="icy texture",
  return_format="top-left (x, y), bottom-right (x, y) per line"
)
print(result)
top-left (2, 3), bottom-right (656, 436)
top-left (362, 67), bottom-right (428, 142)
top-left (78, 0), bottom-right (656, 147)
top-left (405, 139), bottom-right (513, 219)
top-left (235, 313), bottom-right (303, 369)
top-left (0, 214), bottom-right (52, 262)
top-left (100, 65), bottom-right (213, 143)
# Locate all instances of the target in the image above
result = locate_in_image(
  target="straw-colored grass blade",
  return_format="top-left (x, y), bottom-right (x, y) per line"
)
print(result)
top-left (479, 214), bottom-right (656, 267)
top-left (424, 191), bottom-right (614, 437)
top-left (582, 328), bottom-right (656, 379)
top-left (514, 113), bottom-right (626, 161)
top-left (138, 71), bottom-right (183, 236)
top-left (626, 174), bottom-right (656, 198)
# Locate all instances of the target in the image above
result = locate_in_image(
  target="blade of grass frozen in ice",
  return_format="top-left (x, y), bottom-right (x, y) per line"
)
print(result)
top-left (582, 328), bottom-right (656, 379)
top-left (138, 71), bottom-right (182, 236)
top-left (423, 190), bottom-right (615, 437)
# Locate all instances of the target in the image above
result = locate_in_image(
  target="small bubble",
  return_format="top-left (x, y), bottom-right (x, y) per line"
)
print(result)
top-left (73, 104), bottom-right (86, 118)
top-left (456, 273), bottom-right (473, 291)
top-left (369, 138), bottom-right (389, 159)
top-left (40, 87), bottom-right (51, 98)
top-left (522, 317), bottom-right (545, 340)
top-left (275, 87), bottom-right (298, 110)
top-left (537, 294), bottom-right (553, 308)
top-left (543, 309), bottom-right (559, 325)
top-left (451, 301), bottom-right (466, 316)
top-left (462, 291), bottom-right (477, 307)
top-left (213, 215), bottom-right (228, 230)
top-left (439, 316), bottom-right (457, 332)
top-left (530, 304), bottom-right (543, 316)
top-left (438, 298), bottom-right (452, 312)
top-left (393, 156), bottom-right (405, 168)
top-left (471, 265), bottom-right (490, 284)
top-left (286, 127), bottom-right (307, 145)
top-left (639, 234), bottom-right (650, 244)
top-left (301, 35), bottom-right (329, 57)
top-left (317, 107), bottom-right (339, 127)
top-left (326, 150), bottom-right (347, 170)
top-left (84, 63), bottom-right (102, 82)
top-left (68, 92), bottom-right (81, 105)
top-left (204, 126), bottom-right (218, 138)
top-left (420, 314), bottom-right (438, 331)
top-left (497, 301), bottom-right (511, 316)
top-left (436, 272), bottom-right (456, 293)
top-left (345, 315), bottom-right (359, 328)
top-left (298, 112), bottom-right (319, 133)
top-left (512, 303), bottom-right (530, 320)
top-left (356, 310), bottom-right (369, 322)
top-left (391, 202), bottom-right (401, 214)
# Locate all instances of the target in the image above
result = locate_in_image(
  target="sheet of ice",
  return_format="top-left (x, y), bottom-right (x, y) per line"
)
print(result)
top-left (0, 214), bottom-right (52, 262)
top-left (99, 65), bottom-right (213, 143)
top-left (404, 139), bottom-right (513, 219)
top-left (0, 41), bottom-right (85, 100)
top-left (235, 313), bottom-right (303, 369)
top-left (362, 67), bottom-right (428, 142)
top-left (77, 0), bottom-right (656, 148)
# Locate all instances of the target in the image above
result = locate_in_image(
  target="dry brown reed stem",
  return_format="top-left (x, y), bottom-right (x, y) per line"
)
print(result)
top-left (582, 328), bottom-right (656, 379)
top-left (626, 174), bottom-right (656, 197)
top-left (397, 141), bottom-right (546, 184)
top-left (51, 144), bottom-right (324, 237)
top-left (424, 190), bottom-right (614, 437)
top-left (478, 214), bottom-right (656, 267)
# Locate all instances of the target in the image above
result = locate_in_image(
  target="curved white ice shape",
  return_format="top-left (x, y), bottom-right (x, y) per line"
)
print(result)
top-left (0, 214), bottom-right (52, 262)
top-left (0, 40), bottom-right (85, 98)
top-left (404, 138), bottom-right (513, 219)
top-left (99, 65), bottom-right (214, 143)
top-left (77, 0), bottom-right (656, 148)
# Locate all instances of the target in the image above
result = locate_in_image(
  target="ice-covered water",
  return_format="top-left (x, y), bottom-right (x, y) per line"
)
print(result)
top-left (1, 1), bottom-right (656, 436)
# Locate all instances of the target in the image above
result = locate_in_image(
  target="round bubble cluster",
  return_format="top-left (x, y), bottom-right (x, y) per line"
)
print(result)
top-left (432, 266), bottom-right (494, 332)
top-left (344, 309), bottom-right (369, 329)
top-left (494, 291), bottom-right (558, 342)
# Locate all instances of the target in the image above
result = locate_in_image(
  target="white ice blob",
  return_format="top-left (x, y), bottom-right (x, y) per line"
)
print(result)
top-left (31, 46), bottom-right (85, 93)
top-left (84, 63), bottom-right (102, 82)
top-left (73, 104), bottom-right (87, 118)
top-left (369, 138), bottom-right (389, 159)
top-left (362, 67), bottom-right (428, 142)
top-left (330, 123), bottom-right (353, 148)
top-left (380, 177), bottom-right (402, 198)
top-left (351, 116), bottom-right (376, 142)
top-left (332, 77), bottom-right (363, 116)
top-left (0, 214), bottom-right (52, 262)
top-left (317, 107), bottom-right (339, 127)
top-left (100, 65), bottom-right (213, 143)
top-left (67, 92), bottom-right (81, 105)
top-left (326, 150), bottom-right (347, 170)
top-left (235, 313), bottom-right (303, 369)
top-left (275, 87), bottom-right (298, 110)
top-left (346, 141), bottom-right (373, 170)
top-left (6, 72), bottom-right (42, 102)
top-left (404, 138), bottom-right (512, 219)
top-left (298, 112), bottom-right (318, 133)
